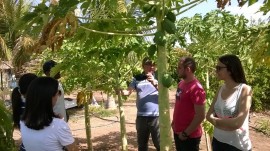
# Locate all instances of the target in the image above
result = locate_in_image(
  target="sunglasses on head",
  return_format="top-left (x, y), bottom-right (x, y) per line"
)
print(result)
top-left (144, 62), bottom-right (155, 66)
top-left (216, 66), bottom-right (227, 71)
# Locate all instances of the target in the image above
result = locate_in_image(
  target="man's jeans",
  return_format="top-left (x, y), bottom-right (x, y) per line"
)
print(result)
top-left (173, 133), bottom-right (201, 151)
top-left (136, 116), bottom-right (160, 151)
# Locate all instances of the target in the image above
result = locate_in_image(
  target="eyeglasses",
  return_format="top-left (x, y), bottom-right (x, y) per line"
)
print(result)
top-left (215, 66), bottom-right (227, 71)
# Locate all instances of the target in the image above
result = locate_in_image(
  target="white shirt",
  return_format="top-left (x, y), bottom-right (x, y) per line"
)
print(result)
top-left (54, 83), bottom-right (67, 122)
top-left (20, 118), bottom-right (74, 151)
top-left (214, 84), bottom-right (252, 151)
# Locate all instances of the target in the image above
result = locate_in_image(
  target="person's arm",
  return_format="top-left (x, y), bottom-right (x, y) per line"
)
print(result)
top-left (179, 104), bottom-right (205, 140)
top-left (209, 85), bottom-right (252, 131)
top-left (65, 141), bottom-right (78, 151)
top-left (179, 88), bottom-right (206, 140)
top-left (206, 86), bottom-right (236, 130)
top-left (121, 77), bottom-right (137, 96)
top-left (206, 88), bottom-right (219, 126)
top-left (121, 86), bottom-right (134, 96)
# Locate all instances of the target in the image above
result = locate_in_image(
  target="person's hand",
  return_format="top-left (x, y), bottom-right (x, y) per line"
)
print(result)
top-left (178, 132), bottom-right (188, 141)
top-left (146, 73), bottom-right (158, 87)
top-left (55, 114), bottom-right (64, 120)
top-left (146, 73), bottom-right (154, 82)
top-left (114, 88), bottom-right (122, 95)
top-left (209, 113), bottom-right (217, 126)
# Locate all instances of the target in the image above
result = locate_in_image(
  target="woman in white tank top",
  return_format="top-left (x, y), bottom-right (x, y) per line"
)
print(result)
top-left (206, 54), bottom-right (252, 151)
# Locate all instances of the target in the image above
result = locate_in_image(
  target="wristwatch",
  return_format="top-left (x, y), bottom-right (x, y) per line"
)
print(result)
top-left (182, 131), bottom-right (189, 138)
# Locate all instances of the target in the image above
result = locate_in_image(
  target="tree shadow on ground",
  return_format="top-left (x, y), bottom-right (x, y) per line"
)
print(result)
top-left (76, 131), bottom-right (137, 151)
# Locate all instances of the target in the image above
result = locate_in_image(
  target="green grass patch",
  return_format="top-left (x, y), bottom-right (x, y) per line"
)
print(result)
top-left (88, 106), bottom-right (117, 117)
top-left (255, 119), bottom-right (270, 136)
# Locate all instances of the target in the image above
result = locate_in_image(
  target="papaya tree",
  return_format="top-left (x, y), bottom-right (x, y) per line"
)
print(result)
top-left (217, 0), bottom-right (270, 63)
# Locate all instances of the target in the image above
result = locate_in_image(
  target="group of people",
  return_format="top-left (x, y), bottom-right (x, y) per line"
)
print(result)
top-left (11, 60), bottom-right (77, 151)
top-left (124, 54), bottom-right (252, 151)
top-left (11, 54), bottom-right (252, 151)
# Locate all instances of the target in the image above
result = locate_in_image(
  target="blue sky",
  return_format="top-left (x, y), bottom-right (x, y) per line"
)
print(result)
top-left (180, 0), bottom-right (270, 21)
top-left (33, 0), bottom-right (269, 21)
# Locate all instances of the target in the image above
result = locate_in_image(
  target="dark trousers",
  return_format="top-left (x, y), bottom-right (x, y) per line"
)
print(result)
top-left (173, 133), bottom-right (201, 151)
top-left (136, 116), bottom-right (160, 151)
top-left (212, 137), bottom-right (252, 151)
top-left (19, 143), bottom-right (26, 151)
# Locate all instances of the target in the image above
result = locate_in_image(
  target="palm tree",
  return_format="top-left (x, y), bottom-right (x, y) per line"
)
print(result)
top-left (0, 1), bottom-right (33, 150)
top-left (0, 0), bottom-right (33, 68)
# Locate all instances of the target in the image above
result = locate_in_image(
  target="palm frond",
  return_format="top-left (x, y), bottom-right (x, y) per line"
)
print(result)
top-left (12, 36), bottom-right (35, 68)
top-left (0, 35), bottom-right (12, 60)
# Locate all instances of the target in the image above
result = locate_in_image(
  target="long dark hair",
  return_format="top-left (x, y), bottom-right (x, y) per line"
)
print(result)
top-left (21, 77), bottom-right (59, 130)
top-left (219, 54), bottom-right (247, 84)
top-left (11, 73), bottom-right (37, 128)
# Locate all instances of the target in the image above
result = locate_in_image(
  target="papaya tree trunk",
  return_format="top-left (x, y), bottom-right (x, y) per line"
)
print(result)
top-left (114, 68), bottom-right (128, 150)
top-left (117, 92), bottom-right (128, 151)
top-left (84, 91), bottom-right (93, 151)
top-left (155, 4), bottom-right (172, 151)
top-left (205, 70), bottom-right (212, 151)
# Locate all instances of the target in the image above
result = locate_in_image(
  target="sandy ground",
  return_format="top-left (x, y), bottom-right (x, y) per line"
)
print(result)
top-left (13, 91), bottom-right (270, 151)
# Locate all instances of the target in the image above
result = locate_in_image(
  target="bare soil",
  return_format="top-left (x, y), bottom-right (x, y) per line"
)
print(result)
top-left (13, 91), bottom-right (270, 151)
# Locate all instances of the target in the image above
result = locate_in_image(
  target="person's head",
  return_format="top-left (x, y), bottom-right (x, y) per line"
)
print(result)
top-left (18, 73), bottom-right (38, 95)
top-left (216, 54), bottom-right (247, 83)
top-left (142, 57), bottom-right (155, 74)
top-left (22, 77), bottom-right (59, 130)
top-left (11, 73), bottom-right (37, 128)
top-left (42, 60), bottom-right (61, 79)
top-left (177, 56), bottom-right (196, 79)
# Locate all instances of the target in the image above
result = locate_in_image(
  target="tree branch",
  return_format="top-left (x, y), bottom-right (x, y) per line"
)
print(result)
top-left (113, 26), bottom-right (157, 33)
top-left (76, 16), bottom-right (138, 21)
top-left (80, 26), bottom-right (155, 36)
top-left (175, 2), bottom-right (203, 16)
top-left (170, 0), bottom-right (205, 11)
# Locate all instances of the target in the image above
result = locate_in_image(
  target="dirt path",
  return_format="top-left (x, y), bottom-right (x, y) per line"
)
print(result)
top-left (13, 91), bottom-right (270, 151)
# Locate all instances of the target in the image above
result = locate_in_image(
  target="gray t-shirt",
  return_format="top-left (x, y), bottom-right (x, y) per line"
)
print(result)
top-left (129, 76), bottom-right (159, 117)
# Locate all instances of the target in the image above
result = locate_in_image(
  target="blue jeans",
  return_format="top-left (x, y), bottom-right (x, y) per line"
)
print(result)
top-left (212, 137), bottom-right (252, 151)
top-left (136, 116), bottom-right (160, 151)
top-left (173, 133), bottom-right (201, 151)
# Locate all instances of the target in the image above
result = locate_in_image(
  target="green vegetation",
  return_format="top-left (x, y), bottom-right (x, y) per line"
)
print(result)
top-left (255, 119), bottom-right (270, 136)
top-left (88, 106), bottom-right (117, 118)
top-left (0, 102), bottom-right (15, 151)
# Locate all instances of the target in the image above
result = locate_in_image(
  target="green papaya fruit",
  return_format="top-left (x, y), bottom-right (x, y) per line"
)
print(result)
top-left (166, 11), bottom-right (176, 22)
top-left (146, 6), bottom-right (157, 18)
top-left (142, 4), bottom-right (153, 13)
top-left (148, 44), bottom-right (157, 57)
top-left (153, 31), bottom-right (166, 46)
top-left (162, 18), bottom-right (176, 34)
top-left (162, 73), bottom-right (174, 88)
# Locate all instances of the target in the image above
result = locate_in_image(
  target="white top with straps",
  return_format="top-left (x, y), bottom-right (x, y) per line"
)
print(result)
top-left (213, 83), bottom-right (252, 151)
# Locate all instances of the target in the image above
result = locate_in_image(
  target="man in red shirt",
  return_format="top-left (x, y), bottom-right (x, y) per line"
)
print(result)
top-left (172, 57), bottom-right (206, 151)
